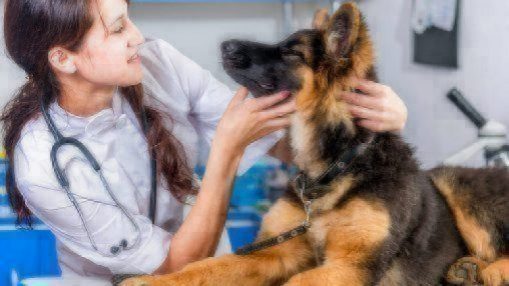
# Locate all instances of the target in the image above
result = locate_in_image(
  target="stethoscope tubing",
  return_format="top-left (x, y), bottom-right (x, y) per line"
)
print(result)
top-left (39, 93), bottom-right (156, 257)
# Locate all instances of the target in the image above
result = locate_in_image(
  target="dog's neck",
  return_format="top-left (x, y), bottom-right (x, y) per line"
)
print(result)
top-left (290, 84), bottom-right (373, 179)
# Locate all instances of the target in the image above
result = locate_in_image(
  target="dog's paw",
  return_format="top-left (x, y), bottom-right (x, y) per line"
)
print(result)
top-left (446, 256), bottom-right (487, 285)
top-left (481, 258), bottom-right (509, 286)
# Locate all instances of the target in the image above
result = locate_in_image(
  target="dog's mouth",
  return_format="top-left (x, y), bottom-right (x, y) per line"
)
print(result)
top-left (257, 81), bottom-right (275, 90)
top-left (223, 69), bottom-right (279, 97)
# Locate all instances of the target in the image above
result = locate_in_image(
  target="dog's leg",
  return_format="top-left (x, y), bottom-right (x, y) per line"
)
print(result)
top-left (120, 199), bottom-right (314, 286)
top-left (283, 197), bottom-right (392, 286)
top-left (282, 263), bottom-right (365, 286)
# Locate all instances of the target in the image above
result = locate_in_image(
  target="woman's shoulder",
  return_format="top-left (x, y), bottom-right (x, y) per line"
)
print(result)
top-left (13, 115), bottom-right (59, 190)
top-left (15, 115), bottom-right (55, 168)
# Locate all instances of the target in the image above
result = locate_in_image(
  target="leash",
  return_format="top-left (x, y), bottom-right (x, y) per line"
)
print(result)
top-left (235, 136), bottom-right (374, 256)
top-left (235, 186), bottom-right (312, 255)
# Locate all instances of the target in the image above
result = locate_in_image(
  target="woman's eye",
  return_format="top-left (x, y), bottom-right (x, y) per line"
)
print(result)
top-left (113, 25), bottom-right (124, 34)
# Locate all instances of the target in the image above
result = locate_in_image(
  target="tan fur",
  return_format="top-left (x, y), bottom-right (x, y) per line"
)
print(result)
top-left (293, 35), bottom-right (315, 66)
top-left (350, 24), bottom-right (375, 79)
top-left (323, 83), bottom-right (356, 130)
top-left (286, 198), bottom-right (391, 286)
top-left (482, 257), bottom-right (509, 286)
top-left (312, 8), bottom-right (330, 30)
top-left (290, 112), bottom-right (327, 178)
top-left (291, 67), bottom-right (355, 178)
top-left (431, 175), bottom-right (497, 262)
top-left (294, 66), bottom-right (319, 113)
top-left (294, 66), bottom-right (355, 129)
top-left (325, 3), bottom-right (361, 57)
top-left (258, 199), bottom-right (306, 238)
top-left (310, 175), bottom-right (355, 213)
top-left (379, 262), bottom-right (404, 286)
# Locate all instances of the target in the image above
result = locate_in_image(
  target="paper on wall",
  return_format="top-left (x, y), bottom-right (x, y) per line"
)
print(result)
top-left (412, 0), bottom-right (457, 33)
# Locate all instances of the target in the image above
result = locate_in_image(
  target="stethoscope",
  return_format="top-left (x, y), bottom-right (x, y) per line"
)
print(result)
top-left (39, 92), bottom-right (158, 257)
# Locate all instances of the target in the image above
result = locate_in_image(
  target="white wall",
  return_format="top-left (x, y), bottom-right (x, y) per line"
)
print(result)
top-left (1, 0), bottom-right (508, 168)
top-left (357, 0), bottom-right (509, 168)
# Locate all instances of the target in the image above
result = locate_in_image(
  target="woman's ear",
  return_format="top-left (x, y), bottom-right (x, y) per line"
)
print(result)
top-left (324, 2), bottom-right (362, 58)
top-left (48, 47), bottom-right (77, 74)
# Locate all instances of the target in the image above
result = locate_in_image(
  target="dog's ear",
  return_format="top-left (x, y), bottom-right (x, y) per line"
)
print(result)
top-left (324, 2), bottom-right (361, 58)
top-left (312, 8), bottom-right (330, 30)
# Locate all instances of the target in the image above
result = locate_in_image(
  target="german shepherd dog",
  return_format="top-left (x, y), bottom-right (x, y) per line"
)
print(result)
top-left (123, 2), bottom-right (508, 285)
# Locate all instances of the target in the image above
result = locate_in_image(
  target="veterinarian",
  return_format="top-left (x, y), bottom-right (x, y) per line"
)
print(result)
top-left (1, 0), bottom-right (408, 281)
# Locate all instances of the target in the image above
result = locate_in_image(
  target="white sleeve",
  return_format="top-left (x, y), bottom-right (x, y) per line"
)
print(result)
top-left (141, 39), bottom-right (284, 174)
top-left (13, 131), bottom-right (170, 274)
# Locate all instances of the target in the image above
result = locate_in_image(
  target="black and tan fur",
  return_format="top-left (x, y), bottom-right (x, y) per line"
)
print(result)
top-left (122, 3), bottom-right (508, 285)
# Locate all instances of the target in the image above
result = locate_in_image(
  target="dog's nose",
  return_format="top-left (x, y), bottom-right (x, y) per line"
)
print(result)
top-left (221, 40), bottom-right (242, 55)
top-left (221, 40), bottom-right (250, 69)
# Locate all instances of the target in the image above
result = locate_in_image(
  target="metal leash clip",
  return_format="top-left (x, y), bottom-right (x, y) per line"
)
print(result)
top-left (296, 175), bottom-right (312, 229)
top-left (303, 200), bottom-right (312, 228)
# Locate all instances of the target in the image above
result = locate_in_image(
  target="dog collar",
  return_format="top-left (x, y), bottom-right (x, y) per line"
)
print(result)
top-left (293, 135), bottom-right (374, 200)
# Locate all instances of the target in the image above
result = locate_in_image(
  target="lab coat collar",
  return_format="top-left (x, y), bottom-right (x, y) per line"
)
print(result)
top-left (48, 88), bottom-right (126, 138)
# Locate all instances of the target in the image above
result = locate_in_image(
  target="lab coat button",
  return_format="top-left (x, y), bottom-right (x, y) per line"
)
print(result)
top-left (110, 245), bottom-right (120, 255)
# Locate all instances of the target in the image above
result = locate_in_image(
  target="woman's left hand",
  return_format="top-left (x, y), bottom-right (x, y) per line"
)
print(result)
top-left (341, 79), bottom-right (407, 132)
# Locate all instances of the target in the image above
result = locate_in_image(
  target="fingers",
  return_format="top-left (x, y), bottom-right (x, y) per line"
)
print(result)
top-left (259, 98), bottom-right (296, 120)
top-left (352, 78), bottom-right (389, 97)
top-left (230, 87), bottom-right (250, 107)
top-left (340, 79), bottom-right (407, 132)
top-left (341, 91), bottom-right (379, 110)
top-left (252, 91), bottom-right (291, 110)
top-left (258, 116), bottom-right (292, 137)
top-left (356, 119), bottom-right (386, 132)
top-left (347, 105), bottom-right (383, 121)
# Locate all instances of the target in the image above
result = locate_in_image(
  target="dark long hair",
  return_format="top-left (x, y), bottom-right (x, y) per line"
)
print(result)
top-left (2, 0), bottom-right (196, 225)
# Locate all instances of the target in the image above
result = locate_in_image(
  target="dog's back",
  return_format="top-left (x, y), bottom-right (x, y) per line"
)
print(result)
top-left (430, 166), bottom-right (509, 261)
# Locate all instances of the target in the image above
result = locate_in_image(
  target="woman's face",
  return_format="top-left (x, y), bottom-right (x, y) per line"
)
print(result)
top-left (73, 0), bottom-right (145, 87)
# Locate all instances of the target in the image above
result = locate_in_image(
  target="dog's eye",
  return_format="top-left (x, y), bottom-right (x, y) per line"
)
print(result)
top-left (281, 48), bottom-right (304, 62)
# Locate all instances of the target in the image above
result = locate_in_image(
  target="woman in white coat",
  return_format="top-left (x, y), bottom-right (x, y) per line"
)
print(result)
top-left (1, 0), bottom-right (407, 282)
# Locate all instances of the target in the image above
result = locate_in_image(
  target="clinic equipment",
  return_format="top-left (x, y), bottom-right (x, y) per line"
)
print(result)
top-left (38, 93), bottom-right (158, 257)
top-left (444, 88), bottom-right (509, 168)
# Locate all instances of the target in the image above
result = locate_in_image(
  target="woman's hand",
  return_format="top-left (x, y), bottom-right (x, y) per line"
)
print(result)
top-left (341, 79), bottom-right (407, 132)
top-left (214, 87), bottom-right (296, 157)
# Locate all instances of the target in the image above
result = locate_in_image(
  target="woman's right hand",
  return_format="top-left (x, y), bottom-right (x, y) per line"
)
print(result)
top-left (214, 87), bottom-right (296, 157)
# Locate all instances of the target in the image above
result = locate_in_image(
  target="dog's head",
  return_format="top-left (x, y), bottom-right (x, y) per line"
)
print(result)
top-left (221, 2), bottom-right (375, 116)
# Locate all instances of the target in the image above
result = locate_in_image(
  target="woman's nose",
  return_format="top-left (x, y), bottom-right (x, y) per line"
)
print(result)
top-left (127, 19), bottom-right (145, 47)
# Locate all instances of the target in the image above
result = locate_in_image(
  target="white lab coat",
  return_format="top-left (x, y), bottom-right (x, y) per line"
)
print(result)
top-left (13, 38), bottom-right (282, 281)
